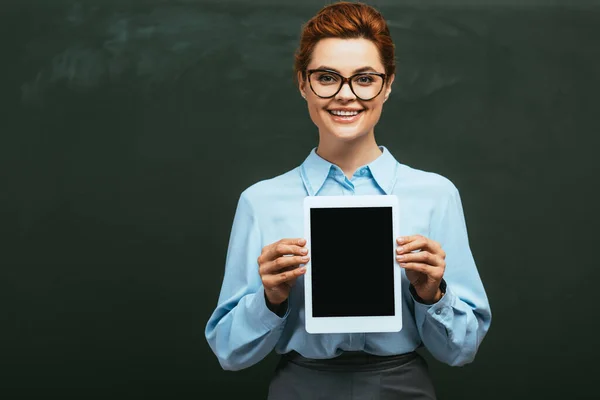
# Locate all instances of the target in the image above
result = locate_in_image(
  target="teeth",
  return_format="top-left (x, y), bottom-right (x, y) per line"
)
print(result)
top-left (330, 110), bottom-right (360, 116)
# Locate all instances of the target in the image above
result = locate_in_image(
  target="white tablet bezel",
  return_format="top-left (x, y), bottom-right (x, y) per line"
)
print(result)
top-left (303, 195), bottom-right (402, 334)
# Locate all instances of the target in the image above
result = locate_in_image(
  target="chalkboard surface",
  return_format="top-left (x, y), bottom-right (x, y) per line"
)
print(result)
top-left (2, 1), bottom-right (599, 399)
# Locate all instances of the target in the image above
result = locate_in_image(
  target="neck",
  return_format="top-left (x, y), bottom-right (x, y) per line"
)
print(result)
top-left (316, 131), bottom-right (383, 179)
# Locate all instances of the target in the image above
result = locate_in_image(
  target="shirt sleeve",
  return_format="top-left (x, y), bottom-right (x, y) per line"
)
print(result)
top-left (411, 183), bottom-right (492, 366)
top-left (205, 191), bottom-right (289, 371)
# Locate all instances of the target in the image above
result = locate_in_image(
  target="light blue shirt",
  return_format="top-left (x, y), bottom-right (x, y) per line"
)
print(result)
top-left (205, 145), bottom-right (491, 371)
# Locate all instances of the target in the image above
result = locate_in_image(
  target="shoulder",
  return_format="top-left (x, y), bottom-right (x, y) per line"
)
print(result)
top-left (396, 162), bottom-right (459, 200)
top-left (395, 163), bottom-right (465, 235)
top-left (238, 166), bottom-right (303, 209)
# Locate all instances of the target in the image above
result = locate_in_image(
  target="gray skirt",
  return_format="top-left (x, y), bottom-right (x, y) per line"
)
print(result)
top-left (267, 351), bottom-right (437, 400)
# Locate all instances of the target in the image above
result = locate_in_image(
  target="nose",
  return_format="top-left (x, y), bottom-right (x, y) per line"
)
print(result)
top-left (335, 81), bottom-right (356, 101)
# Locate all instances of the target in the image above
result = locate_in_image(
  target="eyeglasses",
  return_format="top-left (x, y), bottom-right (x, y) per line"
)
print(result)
top-left (306, 69), bottom-right (387, 101)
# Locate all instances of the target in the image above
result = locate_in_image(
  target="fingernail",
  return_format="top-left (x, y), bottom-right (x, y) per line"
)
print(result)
top-left (298, 267), bottom-right (306, 272)
top-left (397, 237), bottom-right (405, 244)
top-left (396, 255), bottom-right (404, 261)
top-left (399, 263), bottom-right (406, 267)
top-left (301, 256), bottom-right (309, 261)
top-left (300, 248), bottom-right (308, 254)
top-left (397, 246), bottom-right (404, 253)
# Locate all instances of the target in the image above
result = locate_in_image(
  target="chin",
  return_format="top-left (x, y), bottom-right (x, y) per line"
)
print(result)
top-left (324, 125), bottom-right (370, 142)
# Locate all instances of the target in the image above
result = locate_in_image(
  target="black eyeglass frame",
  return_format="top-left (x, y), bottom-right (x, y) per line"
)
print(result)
top-left (305, 69), bottom-right (387, 101)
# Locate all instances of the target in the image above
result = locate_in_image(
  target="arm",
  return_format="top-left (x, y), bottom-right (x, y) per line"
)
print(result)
top-left (411, 185), bottom-right (492, 366)
top-left (204, 192), bottom-right (289, 371)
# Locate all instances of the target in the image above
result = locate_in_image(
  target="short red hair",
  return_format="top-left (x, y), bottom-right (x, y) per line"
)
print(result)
top-left (294, 1), bottom-right (396, 82)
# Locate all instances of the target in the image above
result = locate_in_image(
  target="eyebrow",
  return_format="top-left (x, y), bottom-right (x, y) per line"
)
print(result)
top-left (314, 65), bottom-right (381, 74)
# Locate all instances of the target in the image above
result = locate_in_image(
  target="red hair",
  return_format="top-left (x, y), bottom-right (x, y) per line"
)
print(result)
top-left (294, 1), bottom-right (395, 82)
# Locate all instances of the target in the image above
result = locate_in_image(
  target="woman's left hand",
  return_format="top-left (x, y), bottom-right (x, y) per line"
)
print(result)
top-left (396, 235), bottom-right (446, 304)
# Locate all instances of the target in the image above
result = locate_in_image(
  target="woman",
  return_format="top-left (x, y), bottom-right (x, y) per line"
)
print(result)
top-left (205, 2), bottom-right (491, 399)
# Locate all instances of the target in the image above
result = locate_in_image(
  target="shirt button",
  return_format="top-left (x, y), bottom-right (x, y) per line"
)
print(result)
top-left (360, 169), bottom-right (367, 175)
top-left (435, 309), bottom-right (442, 315)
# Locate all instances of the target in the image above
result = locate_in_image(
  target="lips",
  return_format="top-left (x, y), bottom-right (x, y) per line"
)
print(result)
top-left (328, 109), bottom-right (363, 116)
top-left (327, 109), bottom-right (364, 124)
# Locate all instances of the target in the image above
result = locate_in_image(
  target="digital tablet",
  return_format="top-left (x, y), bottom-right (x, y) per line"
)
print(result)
top-left (303, 195), bottom-right (402, 334)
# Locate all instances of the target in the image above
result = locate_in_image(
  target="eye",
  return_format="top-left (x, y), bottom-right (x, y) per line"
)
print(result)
top-left (354, 75), bottom-right (375, 85)
top-left (316, 73), bottom-right (339, 84)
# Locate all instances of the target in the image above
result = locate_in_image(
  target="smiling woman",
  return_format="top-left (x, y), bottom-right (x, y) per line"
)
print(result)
top-left (298, 37), bottom-right (394, 176)
top-left (205, 2), bottom-right (491, 399)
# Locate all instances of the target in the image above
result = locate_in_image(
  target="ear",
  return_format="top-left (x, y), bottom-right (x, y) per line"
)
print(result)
top-left (297, 71), bottom-right (307, 99)
top-left (383, 74), bottom-right (395, 102)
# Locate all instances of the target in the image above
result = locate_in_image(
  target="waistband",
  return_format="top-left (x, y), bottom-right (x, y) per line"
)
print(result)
top-left (281, 351), bottom-right (418, 373)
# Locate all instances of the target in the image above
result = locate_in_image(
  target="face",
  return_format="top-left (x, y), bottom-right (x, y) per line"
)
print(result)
top-left (298, 38), bottom-right (394, 145)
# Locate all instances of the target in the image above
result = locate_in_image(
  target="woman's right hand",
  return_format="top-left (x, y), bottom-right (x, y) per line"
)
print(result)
top-left (258, 238), bottom-right (309, 306)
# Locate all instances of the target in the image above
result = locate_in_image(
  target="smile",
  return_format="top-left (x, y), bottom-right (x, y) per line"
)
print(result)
top-left (327, 109), bottom-right (364, 123)
top-left (328, 110), bottom-right (362, 116)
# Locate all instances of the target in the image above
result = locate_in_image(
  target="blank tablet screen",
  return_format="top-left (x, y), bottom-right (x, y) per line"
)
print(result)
top-left (310, 206), bottom-right (395, 318)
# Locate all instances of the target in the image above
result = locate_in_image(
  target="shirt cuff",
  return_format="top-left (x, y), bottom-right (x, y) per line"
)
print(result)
top-left (411, 280), bottom-right (455, 322)
top-left (248, 286), bottom-right (290, 331)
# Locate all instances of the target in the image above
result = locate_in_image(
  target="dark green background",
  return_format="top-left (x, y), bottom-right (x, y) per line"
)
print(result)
top-left (2, 0), bottom-right (599, 399)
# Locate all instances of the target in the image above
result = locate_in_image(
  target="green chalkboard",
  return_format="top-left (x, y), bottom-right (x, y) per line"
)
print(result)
top-left (1, 1), bottom-right (599, 399)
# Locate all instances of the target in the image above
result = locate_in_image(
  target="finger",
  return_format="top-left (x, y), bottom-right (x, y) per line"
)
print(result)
top-left (259, 238), bottom-right (307, 264)
top-left (397, 235), bottom-right (442, 256)
top-left (398, 262), bottom-right (444, 281)
top-left (262, 254), bottom-right (310, 275)
top-left (396, 235), bottom-right (427, 252)
top-left (286, 274), bottom-right (301, 287)
top-left (396, 251), bottom-right (444, 267)
top-left (262, 265), bottom-right (307, 289)
top-left (287, 280), bottom-right (296, 288)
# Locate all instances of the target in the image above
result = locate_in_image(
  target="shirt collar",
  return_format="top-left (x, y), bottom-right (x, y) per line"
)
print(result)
top-left (300, 145), bottom-right (398, 195)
